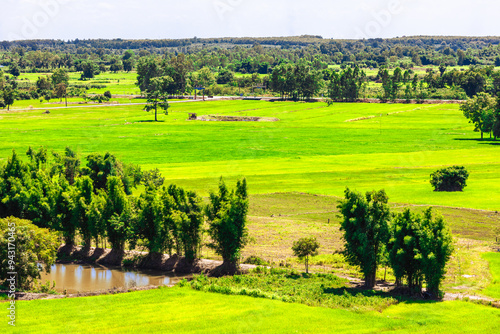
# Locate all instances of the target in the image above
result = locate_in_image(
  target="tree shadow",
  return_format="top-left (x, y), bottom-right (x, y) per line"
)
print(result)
top-left (136, 120), bottom-right (165, 123)
top-left (453, 138), bottom-right (500, 145)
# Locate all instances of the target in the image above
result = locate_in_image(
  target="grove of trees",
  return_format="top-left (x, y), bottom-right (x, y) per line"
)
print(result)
top-left (337, 188), bottom-right (453, 296)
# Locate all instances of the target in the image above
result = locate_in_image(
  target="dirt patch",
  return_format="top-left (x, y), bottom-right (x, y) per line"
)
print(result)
top-left (194, 115), bottom-right (279, 122)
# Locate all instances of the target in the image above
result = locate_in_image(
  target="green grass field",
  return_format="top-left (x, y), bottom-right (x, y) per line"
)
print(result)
top-left (4, 287), bottom-right (500, 333)
top-left (2, 99), bottom-right (500, 333)
top-left (1, 100), bottom-right (498, 210)
top-left (482, 253), bottom-right (500, 299)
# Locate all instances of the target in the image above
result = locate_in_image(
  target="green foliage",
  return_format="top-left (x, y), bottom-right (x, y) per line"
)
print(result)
top-left (460, 92), bottom-right (496, 139)
top-left (418, 208), bottom-right (454, 296)
top-left (185, 269), bottom-right (397, 312)
top-left (389, 209), bottom-right (425, 292)
top-left (430, 166), bottom-right (469, 192)
top-left (243, 255), bottom-right (269, 266)
top-left (292, 236), bottom-right (320, 273)
top-left (389, 207), bottom-right (453, 296)
top-left (206, 178), bottom-right (249, 267)
top-left (0, 217), bottom-right (59, 290)
top-left (337, 188), bottom-right (390, 288)
top-left (327, 65), bottom-right (366, 102)
top-left (144, 76), bottom-right (172, 121)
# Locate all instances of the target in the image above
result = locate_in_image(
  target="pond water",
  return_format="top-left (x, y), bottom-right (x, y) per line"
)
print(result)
top-left (39, 263), bottom-right (188, 294)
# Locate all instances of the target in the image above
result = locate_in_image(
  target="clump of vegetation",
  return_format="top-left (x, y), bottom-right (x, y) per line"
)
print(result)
top-left (338, 188), bottom-right (454, 297)
top-left (337, 188), bottom-right (390, 288)
top-left (388, 208), bottom-right (454, 297)
top-left (430, 166), bottom-right (469, 192)
top-left (205, 178), bottom-right (249, 273)
top-left (243, 255), bottom-right (269, 266)
top-left (292, 236), bottom-right (320, 273)
top-left (181, 268), bottom-right (397, 312)
top-left (0, 217), bottom-right (60, 290)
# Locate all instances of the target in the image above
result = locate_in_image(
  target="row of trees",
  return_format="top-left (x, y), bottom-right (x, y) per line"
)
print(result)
top-left (460, 92), bottom-right (500, 139)
top-left (3, 36), bottom-right (500, 74)
top-left (337, 188), bottom-right (453, 296)
top-left (0, 147), bottom-right (249, 268)
top-left (268, 62), bottom-right (323, 100)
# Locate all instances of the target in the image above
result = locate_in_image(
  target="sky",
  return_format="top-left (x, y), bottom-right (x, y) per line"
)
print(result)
top-left (1, 0), bottom-right (499, 41)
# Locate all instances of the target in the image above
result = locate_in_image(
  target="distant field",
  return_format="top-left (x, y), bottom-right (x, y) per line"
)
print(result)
top-left (6, 287), bottom-right (500, 333)
top-left (1, 100), bottom-right (499, 210)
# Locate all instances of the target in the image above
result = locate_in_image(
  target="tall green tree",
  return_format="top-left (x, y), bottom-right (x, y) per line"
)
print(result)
top-left (206, 178), bottom-right (249, 272)
top-left (337, 188), bottom-right (390, 288)
top-left (460, 92), bottom-right (496, 139)
top-left (144, 76), bottom-right (172, 121)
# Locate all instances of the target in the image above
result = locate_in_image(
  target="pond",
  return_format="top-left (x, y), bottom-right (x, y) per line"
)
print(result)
top-left (39, 263), bottom-right (188, 294)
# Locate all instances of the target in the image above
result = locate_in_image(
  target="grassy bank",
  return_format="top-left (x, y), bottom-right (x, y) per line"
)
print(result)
top-left (4, 287), bottom-right (500, 333)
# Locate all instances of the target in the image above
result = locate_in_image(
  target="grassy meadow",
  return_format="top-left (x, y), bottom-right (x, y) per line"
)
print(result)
top-left (2, 99), bottom-right (500, 332)
top-left (5, 287), bottom-right (500, 333)
top-left (1, 99), bottom-right (499, 210)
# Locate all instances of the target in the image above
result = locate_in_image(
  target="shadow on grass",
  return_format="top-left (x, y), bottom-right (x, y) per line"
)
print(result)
top-left (322, 286), bottom-right (440, 305)
top-left (454, 138), bottom-right (500, 145)
top-left (136, 120), bottom-right (166, 123)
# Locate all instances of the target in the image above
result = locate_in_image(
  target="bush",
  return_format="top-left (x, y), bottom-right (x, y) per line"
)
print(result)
top-left (104, 90), bottom-right (112, 99)
top-left (0, 217), bottom-right (60, 290)
top-left (243, 255), bottom-right (269, 266)
top-left (430, 166), bottom-right (469, 192)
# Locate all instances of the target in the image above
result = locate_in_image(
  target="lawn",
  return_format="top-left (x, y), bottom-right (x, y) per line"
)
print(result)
top-left (4, 287), bottom-right (500, 333)
top-left (482, 252), bottom-right (500, 299)
top-left (1, 100), bottom-right (498, 210)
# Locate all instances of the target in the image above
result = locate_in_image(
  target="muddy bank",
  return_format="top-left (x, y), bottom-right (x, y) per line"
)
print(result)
top-left (57, 245), bottom-right (256, 275)
top-left (1, 285), bottom-right (165, 301)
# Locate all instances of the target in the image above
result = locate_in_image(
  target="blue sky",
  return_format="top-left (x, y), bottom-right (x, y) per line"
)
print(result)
top-left (1, 0), bottom-right (499, 41)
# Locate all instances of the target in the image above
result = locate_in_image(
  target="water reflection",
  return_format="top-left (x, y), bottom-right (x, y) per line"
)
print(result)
top-left (40, 263), bottom-right (187, 294)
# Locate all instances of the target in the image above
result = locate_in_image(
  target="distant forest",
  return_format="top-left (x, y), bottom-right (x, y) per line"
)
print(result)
top-left (1, 36), bottom-right (500, 73)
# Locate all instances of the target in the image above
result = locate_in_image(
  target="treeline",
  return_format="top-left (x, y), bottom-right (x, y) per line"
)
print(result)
top-left (0, 148), bottom-right (249, 267)
top-left (2, 36), bottom-right (500, 75)
top-left (338, 188), bottom-right (453, 297)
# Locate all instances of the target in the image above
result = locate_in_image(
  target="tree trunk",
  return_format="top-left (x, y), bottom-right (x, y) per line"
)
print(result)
top-left (365, 271), bottom-right (376, 288)
top-left (305, 256), bottom-right (309, 274)
top-left (154, 104), bottom-right (158, 122)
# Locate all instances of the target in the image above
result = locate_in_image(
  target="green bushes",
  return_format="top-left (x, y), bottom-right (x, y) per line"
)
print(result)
top-left (182, 269), bottom-right (397, 312)
top-left (430, 166), bottom-right (469, 192)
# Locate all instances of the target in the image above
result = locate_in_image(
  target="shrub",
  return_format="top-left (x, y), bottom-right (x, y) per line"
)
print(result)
top-left (243, 255), bottom-right (269, 266)
top-left (430, 166), bottom-right (469, 192)
top-left (0, 217), bottom-right (60, 290)
top-left (104, 90), bottom-right (112, 99)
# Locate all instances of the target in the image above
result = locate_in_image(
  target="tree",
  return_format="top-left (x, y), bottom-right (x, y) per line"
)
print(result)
top-left (2, 84), bottom-right (17, 111)
top-left (103, 176), bottom-right (131, 250)
top-left (8, 63), bottom-right (20, 77)
top-left (430, 166), bottom-right (469, 192)
top-left (292, 237), bottom-right (320, 273)
top-left (71, 176), bottom-right (95, 247)
top-left (337, 188), bottom-right (390, 288)
top-left (81, 60), bottom-right (99, 80)
top-left (51, 68), bottom-right (69, 87)
top-left (206, 178), bottom-right (249, 273)
top-left (0, 217), bottom-right (59, 290)
top-left (136, 56), bottom-right (161, 93)
top-left (388, 209), bottom-right (424, 292)
top-left (54, 83), bottom-right (68, 106)
top-left (460, 92), bottom-right (496, 139)
top-left (419, 208), bottom-right (453, 297)
top-left (144, 76), bottom-right (172, 121)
